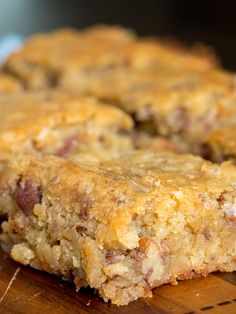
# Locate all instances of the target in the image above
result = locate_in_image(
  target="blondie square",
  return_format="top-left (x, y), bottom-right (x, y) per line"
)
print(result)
top-left (3, 26), bottom-right (216, 91)
top-left (0, 151), bottom-right (235, 305)
top-left (3, 26), bottom-right (226, 156)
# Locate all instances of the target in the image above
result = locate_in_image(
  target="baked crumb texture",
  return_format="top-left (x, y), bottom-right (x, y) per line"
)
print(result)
top-left (121, 69), bottom-right (236, 153)
top-left (0, 89), bottom-right (134, 160)
top-left (0, 25), bottom-right (235, 305)
top-left (0, 73), bottom-right (23, 94)
top-left (3, 26), bottom-right (216, 91)
top-left (4, 25), bottom-right (236, 160)
top-left (202, 125), bottom-right (236, 163)
top-left (0, 87), bottom-right (180, 159)
top-left (0, 151), bottom-right (235, 305)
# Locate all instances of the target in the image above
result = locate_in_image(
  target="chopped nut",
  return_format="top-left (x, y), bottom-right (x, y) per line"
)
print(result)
top-left (8, 218), bottom-right (22, 234)
top-left (105, 252), bottom-right (124, 264)
top-left (11, 243), bottom-right (35, 265)
top-left (103, 263), bottom-right (129, 278)
top-left (82, 237), bottom-right (106, 288)
top-left (76, 225), bottom-right (88, 233)
top-left (55, 134), bottom-right (78, 157)
top-left (218, 192), bottom-right (236, 222)
top-left (202, 227), bottom-right (212, 240)
top-left (78, 193), bottom-right (91, 220)
top-left (223, 203), bottom-right (236, 222)
top-left (135, 238), bottom-right (165, 286)
top-left (12, 180), bottom-right (42, 215)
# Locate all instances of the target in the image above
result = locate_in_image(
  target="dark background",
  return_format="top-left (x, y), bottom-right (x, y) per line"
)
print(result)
top-left (0, 0), bottom-right (236, 70)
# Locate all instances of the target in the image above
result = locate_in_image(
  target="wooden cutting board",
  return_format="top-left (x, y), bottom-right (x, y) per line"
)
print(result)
top-left (0, 250), bottom-right (235, 314)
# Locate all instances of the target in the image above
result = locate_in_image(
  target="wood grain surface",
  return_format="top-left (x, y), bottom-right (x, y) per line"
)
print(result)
top-left (0, 250), bottom-right (235, 314)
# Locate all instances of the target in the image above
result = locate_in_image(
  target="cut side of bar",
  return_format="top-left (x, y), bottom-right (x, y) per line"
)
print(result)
top-left (0, 151), bottom-right (235, 305)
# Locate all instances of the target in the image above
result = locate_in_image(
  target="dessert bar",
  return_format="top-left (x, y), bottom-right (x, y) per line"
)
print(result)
top-left (0, 151), bottom-right (235, 305)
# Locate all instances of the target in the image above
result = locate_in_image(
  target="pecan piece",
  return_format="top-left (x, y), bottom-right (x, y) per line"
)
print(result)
top-left (8, 218), bottom-right (22, 234)
top-left (78, 193), bottom-right (91, 220)
top-left (12, 180), bottom-right (42, 215)
top-left (167, 106), bottom-right (189, 133)
top-left (55, 134), bottom-right (78, 158)
top-left (202, 227), bottom-right (212, 240)
top-left (133, 238), bottom-right (165, 286)
top-left (218, 192), bottom-right (236, 222)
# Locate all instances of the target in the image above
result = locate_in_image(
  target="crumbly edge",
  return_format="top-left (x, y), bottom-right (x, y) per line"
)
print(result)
top-left (0, 164), bottom-right (235, 305)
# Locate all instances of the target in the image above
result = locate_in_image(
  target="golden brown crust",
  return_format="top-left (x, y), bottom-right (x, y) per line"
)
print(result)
top-left (0, 151), bottom-right (235, 305)
top-left (119, 69), bottom-right (236, 153)
top-left (0, 89), bottom-right (133, 159)
top-left (0, 26), bottom-right (235, 305)
top-left (3, 26), bottom-right (136, 89)
top-left (3, 26), bottom-right (216, 90)
top-left (3, 25), bottom-right (226, 158)
top-left (0, 73), bottom-right (23, 94)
